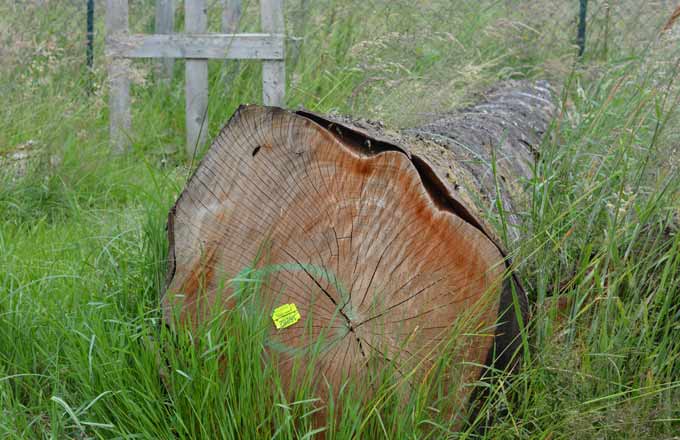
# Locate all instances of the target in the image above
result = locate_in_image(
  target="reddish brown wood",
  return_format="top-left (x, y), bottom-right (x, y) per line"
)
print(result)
top-left (163, 80), bottom-right (555, 422)
top-left (662, 4), bottom-right (680, 33)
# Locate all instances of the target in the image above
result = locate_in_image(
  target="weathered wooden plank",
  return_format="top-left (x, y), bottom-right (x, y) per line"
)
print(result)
top-left (289, 0), bottom-right (308, 68)
top-left (261, 0), bottom-right (286, 106)
top-left (154, 0), bottom-right (175, 82)
top-left (222, 0), bottom-right (242, 33)
top-left (185, 0), bottom-right (209, 156)
top-left (108, 33), bottom-right (284, 60)
top-left (105, 0), bottom-right (131, 154)
top-left (220, 0), bottom-right (242, 87)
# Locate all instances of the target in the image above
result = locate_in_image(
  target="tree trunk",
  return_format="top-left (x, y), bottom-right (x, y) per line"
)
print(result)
top-left (162, 80), bottom-right (555, 419)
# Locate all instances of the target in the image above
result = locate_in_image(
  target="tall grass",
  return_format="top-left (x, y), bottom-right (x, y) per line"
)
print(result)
top-left (1, 0), bottom-right (679, 438)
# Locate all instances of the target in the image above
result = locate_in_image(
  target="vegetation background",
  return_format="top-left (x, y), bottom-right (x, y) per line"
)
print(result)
top-left (1, 0), bottom-right (679, 438)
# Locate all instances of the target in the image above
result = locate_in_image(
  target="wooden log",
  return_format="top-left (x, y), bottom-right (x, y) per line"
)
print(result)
top-left (162, 80), bottom-right (555, 420)
top-left (185, 0), bottom-right (209, 156)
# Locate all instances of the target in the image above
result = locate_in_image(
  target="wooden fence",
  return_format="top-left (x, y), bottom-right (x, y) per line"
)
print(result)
top-left (105, 0), bottom-right (285, 155)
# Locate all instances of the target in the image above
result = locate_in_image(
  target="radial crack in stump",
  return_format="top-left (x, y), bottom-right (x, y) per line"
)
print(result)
top-left (162, 96), bottom-right (543, 419)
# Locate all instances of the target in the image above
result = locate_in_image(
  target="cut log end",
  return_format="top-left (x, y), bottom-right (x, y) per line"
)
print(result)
top-left (163, 104), bottom-right (520, 414)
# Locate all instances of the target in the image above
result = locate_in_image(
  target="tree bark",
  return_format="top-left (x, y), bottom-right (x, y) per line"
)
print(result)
top-left (162, 80), bottom-right (555, 419)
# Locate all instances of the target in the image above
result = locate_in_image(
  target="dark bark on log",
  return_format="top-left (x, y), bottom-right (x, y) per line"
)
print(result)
top-left (162, 80), bottom-right (556, 423)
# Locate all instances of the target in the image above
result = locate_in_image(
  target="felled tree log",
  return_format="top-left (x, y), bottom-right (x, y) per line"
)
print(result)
top-left (162, 80), bottom-right (555, 416)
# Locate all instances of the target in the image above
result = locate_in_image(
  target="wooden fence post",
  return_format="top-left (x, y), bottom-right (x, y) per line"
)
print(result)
top-left (185, 0), bottom-right (209, 156)
top-left (105, 0), bottom-right (286, 154)
top-left (222, 0), bottom-right (242, 33)
top-left (155, 0), bottom-right (174, 82)
top-left (105, 0), bottom-right (131, 154)
top-left (261, 0), bottom-right (285, 106)
top-left (289, 0), bottom-right (307, 68)
top-left (221, 0), bottom-right (242, 85)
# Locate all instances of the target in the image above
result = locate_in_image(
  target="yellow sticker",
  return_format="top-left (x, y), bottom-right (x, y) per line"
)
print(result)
top-left (272, 303), bottom-right (301, 329)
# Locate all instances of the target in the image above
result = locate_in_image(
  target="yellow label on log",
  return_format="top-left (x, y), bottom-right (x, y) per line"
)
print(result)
top-left (272, 303), bottom-right (301, 329)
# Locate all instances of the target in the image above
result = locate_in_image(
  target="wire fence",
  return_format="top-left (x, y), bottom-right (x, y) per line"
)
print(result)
top-left (3, 0), bottom-right (679, 79)
top-left (2, 0), bottom-right (680, 137)
top-left (580, 0), bottom-right (679, 57)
